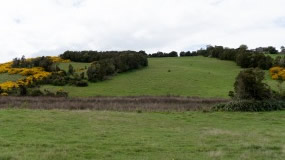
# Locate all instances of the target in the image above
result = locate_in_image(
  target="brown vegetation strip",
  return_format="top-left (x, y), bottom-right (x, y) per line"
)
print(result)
top-left (0, 96), bottom-right (229, 112)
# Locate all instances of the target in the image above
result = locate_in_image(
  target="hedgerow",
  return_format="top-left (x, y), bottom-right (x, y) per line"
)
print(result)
top-left (213, 100), bottom-right (285, 112)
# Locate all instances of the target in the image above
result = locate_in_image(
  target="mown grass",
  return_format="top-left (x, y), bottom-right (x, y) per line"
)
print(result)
top-left (0, 73), bottom-right (23, 83)
top-left (0, 109), bottom-right (284, 160)
top-left (42, 56), bottom-right (282, 98)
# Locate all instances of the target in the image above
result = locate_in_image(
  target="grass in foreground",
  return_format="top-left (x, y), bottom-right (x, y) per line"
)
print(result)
top-left (42, 56), bottom-right (282, 98)
top-left (0, 109), bottom-right (284, 160)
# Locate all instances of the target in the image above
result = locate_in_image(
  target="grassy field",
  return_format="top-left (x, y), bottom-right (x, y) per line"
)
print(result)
top-left (0, 73), bottom-right (23, 83)
top-left (56, 62), bottom-right (90, 74)
top-left (42, 56), bottom-right (281, 98)
top-left (0, 109), bottom-right (284, 160)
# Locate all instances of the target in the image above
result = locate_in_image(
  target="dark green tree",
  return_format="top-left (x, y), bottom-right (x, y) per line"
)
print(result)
top-left (68, 64), bottom-right (74, 75)
top-left (231, 68), bottom-right (272, 100)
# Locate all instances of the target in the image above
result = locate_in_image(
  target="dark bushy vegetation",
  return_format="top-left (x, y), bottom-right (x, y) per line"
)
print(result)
top-left (180, 45), bottom-right (285, 70)
top-left (255, 46), bottom-right (279, 54)
top-left (149, 51), bottom-right (178, 57)
top-left (230, 68), bottom-right (272, 100)
top-left (189, 45), bottom-right (274, 70)
top-left (87, 60), bottom-right (116, 82)
top-left (43, 68), bottom-right (89, 87)
top-left (213, 100), bottom-right (285, 112)
top-left (180, 51), bottom-right (200, 57)
top-left (273, 56), bottom-right (285, 67)
top-left (26, 88), bottom-right (68, 97)
top-left (60, 50), bottom-right (148, 65)
top-left (60, 50), bottom-right (148, 82)
top-left (218, 68), bottom-right (285, 112)
top-left (12, 56), bottom-right (54, 71)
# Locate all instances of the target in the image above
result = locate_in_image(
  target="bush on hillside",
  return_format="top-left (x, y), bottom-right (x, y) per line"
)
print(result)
top-left (29, 89), bottom-right (44, 97)
top-left (75, 80), bottom-right (88, 87)
top-left (230, 68), bottom-right (272, 100)
top-left (68, 64), bottom-right (74, 75)
top-left (213, 100), bottom-right (285, 112)
top-left (273, 56), bottom-right (285, 67)
top-left (12, 56), bottom-right (54, 72)
top-left (191, 45), bottom-right (274, 70)
top-left (87, 60), bottom-right (116, 82)
top-left (219, 68), bottom-right (285, 112)
top-left (56, 89), bottom-right (68, 97)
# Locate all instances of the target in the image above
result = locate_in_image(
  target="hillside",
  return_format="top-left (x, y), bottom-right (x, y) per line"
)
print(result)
top-left (37, 56), bottom-right (280, 98)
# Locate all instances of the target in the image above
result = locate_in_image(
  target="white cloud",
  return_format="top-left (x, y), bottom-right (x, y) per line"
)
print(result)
top-left (0, 0), bottom-right (285, 62)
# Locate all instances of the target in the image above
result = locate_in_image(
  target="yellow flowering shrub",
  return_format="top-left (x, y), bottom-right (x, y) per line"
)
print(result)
top-left (0, 63), bottom-right (54, 92)
top-left (48, 56), bottom-right (71, 63)
top-left (0, 81), bottom-right (19, 90)
top-left (0, 56), bottom-right (70, 92)
top-left (1, 92), bottom-right (8, 96)
top-left (269, 66), bottom-right (285, 81)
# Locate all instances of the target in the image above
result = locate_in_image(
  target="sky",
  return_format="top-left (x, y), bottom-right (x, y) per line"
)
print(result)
top-left (0, 0), bottom-right (285, 62)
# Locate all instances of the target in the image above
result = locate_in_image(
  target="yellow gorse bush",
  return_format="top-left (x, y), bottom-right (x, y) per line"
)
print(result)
top-left (48, 56), bottom-right (71, 63)
top-left (0, 57), bottom-right (70, 93)
top-left (0, 81), bottom-right (19, 90)
top-left (1, 92), bottom-right (8, 96)
top-left (269, 66), bottom-right (285, 80)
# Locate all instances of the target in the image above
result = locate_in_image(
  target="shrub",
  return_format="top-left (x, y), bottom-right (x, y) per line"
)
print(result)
top-left (68, 64), bottom-right (74, 75)
top-left (270, 66), bottom-right (285, 80)
top-left (52, 79), bottom-right (66, 86)
top-left (87, 60), bottom-right (116, 82)
top-left (75, 80), bottom-right (88, 87)
top-left (80, 72), bottom-right (85, 79)
top-left (56, 89), bottom-right (68, 97)
top-left (213, 100), bottom-right (285, 112)
top-left (43, 89), bottom-right (56, 97)
top-left (19, 85), bottom-right (28, 96)
top-left (29, 89), bottom-right (44, 97)
top-left (1, 92), bottom-right (8, 96)
top-left (231, 68), bottom-right (272, 100)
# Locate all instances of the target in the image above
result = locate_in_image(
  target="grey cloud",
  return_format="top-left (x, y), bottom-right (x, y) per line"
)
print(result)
top-left (0, 0), bottom-right (285, 63)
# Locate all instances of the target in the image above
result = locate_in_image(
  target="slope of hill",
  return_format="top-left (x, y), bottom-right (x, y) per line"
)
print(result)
top-left (39, 56), bottom-right (280, 98)
top-left (0, 73), bottom-right (23, 83)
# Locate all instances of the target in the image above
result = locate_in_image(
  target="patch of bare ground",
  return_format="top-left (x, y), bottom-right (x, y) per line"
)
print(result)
top-left (0, 96), bottom-right (228, 112)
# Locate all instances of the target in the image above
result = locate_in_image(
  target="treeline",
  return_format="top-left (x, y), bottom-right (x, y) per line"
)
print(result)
top-left (60, 50), bottom-right (147, 62)
top-left (60, 50), bottom-right (148, 82)
top-left (202, 45), bottom-right (274, 70)
top-left (179, 45), bottom-right (282, 70)
top-left (148, 51), bottom-right (178, 57)
top-left (12, 56), bottom-right (53, 71)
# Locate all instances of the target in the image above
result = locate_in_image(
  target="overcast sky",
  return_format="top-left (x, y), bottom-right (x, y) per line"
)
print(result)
top-left (0, 0), bottom-right (285, 62)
